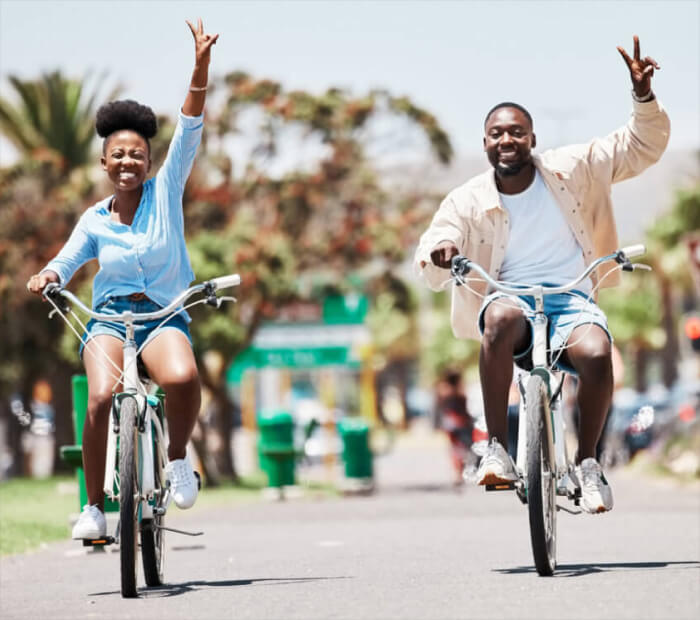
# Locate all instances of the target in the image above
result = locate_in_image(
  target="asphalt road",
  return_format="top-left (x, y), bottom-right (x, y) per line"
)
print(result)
top-left (1, 426), bottom-right (698, 620)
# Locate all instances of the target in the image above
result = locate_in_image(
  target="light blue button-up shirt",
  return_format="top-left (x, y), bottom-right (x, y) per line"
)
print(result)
top-left (44, 111), bottom-right (203, 316)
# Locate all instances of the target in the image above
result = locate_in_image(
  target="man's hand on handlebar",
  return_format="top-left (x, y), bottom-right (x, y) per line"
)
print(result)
top-left (26, 270), bottom-right (60, 297)
top-left (429, 241), bottom-right (459, 268)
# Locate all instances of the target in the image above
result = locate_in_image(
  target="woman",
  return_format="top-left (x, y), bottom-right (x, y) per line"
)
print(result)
top-left (26, 19), bottom-right (218, 539)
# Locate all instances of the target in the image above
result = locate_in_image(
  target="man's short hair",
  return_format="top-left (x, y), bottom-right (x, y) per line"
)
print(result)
top-left (484, 102), bottom-right (533, 129)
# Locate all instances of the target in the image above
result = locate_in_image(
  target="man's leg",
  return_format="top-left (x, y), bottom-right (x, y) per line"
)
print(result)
top-left (480, 300), bottom-right (530, 446)
top-left (560, 325), bottom-right (613, 462)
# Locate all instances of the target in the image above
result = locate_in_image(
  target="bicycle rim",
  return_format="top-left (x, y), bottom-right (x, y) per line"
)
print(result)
top-left (141, 423), bottom-right (165, 586)
top-left (119, 397), bottom-right (139, 598)
top-left (526, 374), bottom-right (557, 576)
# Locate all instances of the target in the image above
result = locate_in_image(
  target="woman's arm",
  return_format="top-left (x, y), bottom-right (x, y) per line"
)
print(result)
top-left (26, 213), bottom-right (96, 295)
top-left (182, 18), bottom-right (219, 117)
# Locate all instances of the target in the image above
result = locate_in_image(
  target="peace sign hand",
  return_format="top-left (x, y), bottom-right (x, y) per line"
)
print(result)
top-left (186, 18), bottom-right (219, 66)
top-left (617, 35), bottom-right (659, 98)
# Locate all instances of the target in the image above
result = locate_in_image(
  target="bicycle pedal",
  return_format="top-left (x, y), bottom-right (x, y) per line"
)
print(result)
top-left (485, 482), bottom-right (516, 491)
top-left (82, 536), bottom-right (115, 547)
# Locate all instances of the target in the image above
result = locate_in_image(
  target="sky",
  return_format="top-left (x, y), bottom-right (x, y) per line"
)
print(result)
top-left (1, 0), bottom-right (699, 166)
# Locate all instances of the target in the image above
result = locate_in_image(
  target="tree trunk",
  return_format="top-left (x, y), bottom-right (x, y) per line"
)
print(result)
top-left (659, 276), bottom-right (679, 388)
top-left (198, 362), bottom-right (238, 482)
top-left (633, 343), bottom-right (649, 393)
top-left (50, 364), bottom-right (76, 474)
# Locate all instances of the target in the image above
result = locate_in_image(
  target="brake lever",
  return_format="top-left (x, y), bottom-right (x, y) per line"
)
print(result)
top-left (43, 283), bottom-right (70, 315)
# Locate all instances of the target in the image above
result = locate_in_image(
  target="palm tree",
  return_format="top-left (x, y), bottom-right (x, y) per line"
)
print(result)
top-left (0, 71), bottom-right (118, 174)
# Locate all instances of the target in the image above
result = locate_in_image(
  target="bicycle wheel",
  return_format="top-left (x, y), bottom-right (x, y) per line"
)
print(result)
top-left (526, 374), bottom-right (557, 576)
top-left (141, 418), bottom-right (166, 586)
top-left (119, 397), bottom-right (139, 598)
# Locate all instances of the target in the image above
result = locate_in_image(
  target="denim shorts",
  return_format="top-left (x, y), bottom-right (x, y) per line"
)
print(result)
top-left (79, 296), bottom-right (192, 357)
top-left (477, 289), bottom-right (611, 373)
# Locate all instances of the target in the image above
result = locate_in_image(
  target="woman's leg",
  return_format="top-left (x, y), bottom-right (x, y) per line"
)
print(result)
top-left (82, 335), bottom-right (124, 511)
top-left (140, 329), bottom-right (201, 461)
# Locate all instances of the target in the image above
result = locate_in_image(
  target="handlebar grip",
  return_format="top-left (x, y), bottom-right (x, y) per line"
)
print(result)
top-left (210, 274), bottom-right (241, 290)
top-left (451, 255), bottom-right (471, 277)
top-left (42, 282), bottom-right (62, 297)
top-left (620, 244), bottom-right (646, 259)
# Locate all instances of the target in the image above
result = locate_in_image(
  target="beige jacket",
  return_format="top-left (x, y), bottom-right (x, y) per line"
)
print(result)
top-left (414, 98), bottom-right (671, 340)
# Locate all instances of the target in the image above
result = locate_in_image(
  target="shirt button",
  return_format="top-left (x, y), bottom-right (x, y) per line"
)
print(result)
top-left (560, 187), bottom-right (565, 191)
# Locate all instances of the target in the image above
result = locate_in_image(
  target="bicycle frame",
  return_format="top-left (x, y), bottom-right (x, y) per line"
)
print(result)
top-left (102, 322), bottom-right (167, 521)
top-left (512, 298), bottom-right (569, 492)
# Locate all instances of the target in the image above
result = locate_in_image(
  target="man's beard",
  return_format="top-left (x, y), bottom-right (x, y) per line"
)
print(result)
top-left (495, 160), bottom-right (527, 177)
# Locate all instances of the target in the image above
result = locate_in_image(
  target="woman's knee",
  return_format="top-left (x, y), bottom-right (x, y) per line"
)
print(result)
top-left (160, 364), bottom-right (200, 393)
top-left (86, 386), bottom-right (113, 423)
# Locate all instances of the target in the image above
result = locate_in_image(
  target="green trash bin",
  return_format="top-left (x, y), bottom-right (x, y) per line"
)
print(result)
top-left (338, 417), bottom-right (374, 492)
top-left (60, 375), bottom-right (119, 512)
top-left (257, 411), bottom-right (296, 488)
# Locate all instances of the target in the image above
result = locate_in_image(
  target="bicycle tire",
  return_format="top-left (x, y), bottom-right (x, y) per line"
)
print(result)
top-left (141, 416), bottom-right (166, 586)
top-left (119, 397), bottom-right (139, 598)
top-left (526, 374), bottom-right (557, 576)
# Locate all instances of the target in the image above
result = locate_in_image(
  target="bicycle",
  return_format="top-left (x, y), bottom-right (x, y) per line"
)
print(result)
top-left (43, 274), bottom-right (240, 597)
top-left (450, 244), bottom-right (648, 576)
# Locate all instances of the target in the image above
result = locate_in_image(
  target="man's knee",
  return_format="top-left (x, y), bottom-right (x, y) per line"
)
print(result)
top-left (570, 332), bottom-right (612, 378)
top-left (482, 303), bottom-right (527, 347)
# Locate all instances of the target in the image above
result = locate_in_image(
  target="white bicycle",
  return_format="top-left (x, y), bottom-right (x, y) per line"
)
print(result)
top-left (43, 274), bottom-right (240, 597)
top-left (451, 245), bottom-right (648, 576)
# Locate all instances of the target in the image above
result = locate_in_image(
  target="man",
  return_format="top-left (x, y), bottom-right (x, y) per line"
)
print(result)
top-left (414, 37), bottom-right (670, 514)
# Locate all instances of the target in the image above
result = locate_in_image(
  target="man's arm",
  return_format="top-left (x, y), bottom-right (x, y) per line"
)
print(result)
top-left (413, 195), bottom-right (465, 290)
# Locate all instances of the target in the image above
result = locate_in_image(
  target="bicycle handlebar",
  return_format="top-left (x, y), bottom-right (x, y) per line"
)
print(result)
top-left (42, 273), bottom-right (241, 323)
top-left (450, 244), bottom-right (647, 296)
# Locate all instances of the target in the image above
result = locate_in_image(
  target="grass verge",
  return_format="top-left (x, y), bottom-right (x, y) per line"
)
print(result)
top-left (0, 472), bottom-right (339, 555)
top-left (0, 476), bottom-right (77, 556)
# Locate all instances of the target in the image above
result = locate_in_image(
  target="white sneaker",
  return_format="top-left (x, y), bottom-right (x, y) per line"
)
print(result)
top-left (474, 438), bottom-right (518, 485)
top-left (165, 458), bottom-right (199, 509)
top-left (578, 457), bottom-right (614, 514)
top-left (72, 504), bottom-right (107, 539)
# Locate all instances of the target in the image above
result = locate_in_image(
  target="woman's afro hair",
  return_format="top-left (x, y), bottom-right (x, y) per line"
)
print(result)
top-left (95, 99), bottom-right (158, 140)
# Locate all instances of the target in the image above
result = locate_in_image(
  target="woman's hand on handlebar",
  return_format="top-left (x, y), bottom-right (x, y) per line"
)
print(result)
top-left (26, 270), bottom-right (59, 296)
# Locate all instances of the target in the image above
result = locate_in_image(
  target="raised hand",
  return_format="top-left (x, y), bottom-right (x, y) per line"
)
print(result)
top-left (617, 35), bottom-right (659, 98)
top-left (186, 18), bottom-right (219, 67)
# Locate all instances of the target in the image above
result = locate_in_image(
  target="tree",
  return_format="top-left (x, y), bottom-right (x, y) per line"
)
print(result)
top-left (645, 180), bottom-right (700, 387)
top-left (0, 71), bottom-right (117, 175)
top-left (0, 71), bottom-right (116, 474)
top-left (181, 73), bottom-right (453, 480)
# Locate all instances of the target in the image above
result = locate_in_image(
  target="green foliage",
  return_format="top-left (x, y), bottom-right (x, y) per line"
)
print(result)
top-left (0, 71), bottom-right (118, 174)
top-left (647, 183), bottom-right (700, 248)
top-left (420, 291), bottom-right (479, 381)
top-left (599, 276), bottom-right (665, 349)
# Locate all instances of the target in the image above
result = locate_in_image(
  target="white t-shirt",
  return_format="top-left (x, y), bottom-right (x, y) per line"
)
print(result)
top-left (498, 170), bottom-right (591, 293)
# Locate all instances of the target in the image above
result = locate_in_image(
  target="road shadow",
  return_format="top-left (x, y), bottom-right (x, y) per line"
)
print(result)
top-left (495, 560), bottom-right (700, 577)
top-left (89, 575), bottom-right (353, 598)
